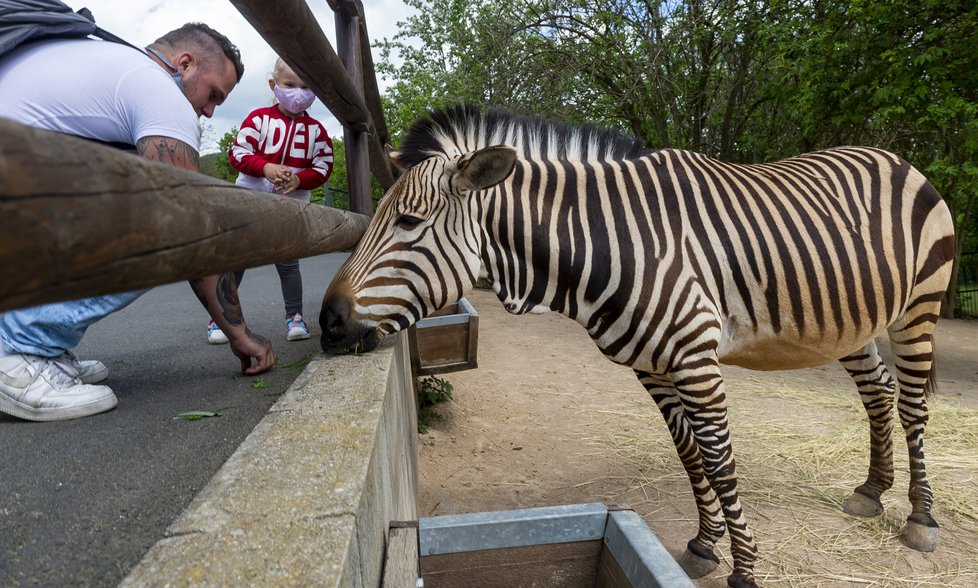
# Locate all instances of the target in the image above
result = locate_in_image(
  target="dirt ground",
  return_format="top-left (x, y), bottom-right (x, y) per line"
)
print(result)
top-left (418, 288), bottom-right (978, 587)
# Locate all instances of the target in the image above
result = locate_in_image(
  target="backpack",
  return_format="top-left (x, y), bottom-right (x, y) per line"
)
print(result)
top-left (0, 0), bottom-right (137, 59)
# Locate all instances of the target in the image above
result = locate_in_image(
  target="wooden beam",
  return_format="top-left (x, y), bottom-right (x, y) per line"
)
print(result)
top-left (0, 119), bottom-right (370, 313)
top-left (230, 0), bottom-right (395, 190)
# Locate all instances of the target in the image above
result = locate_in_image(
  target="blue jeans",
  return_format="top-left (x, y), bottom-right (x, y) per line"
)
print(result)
top-left (0, 290), bottom-right (146, 357)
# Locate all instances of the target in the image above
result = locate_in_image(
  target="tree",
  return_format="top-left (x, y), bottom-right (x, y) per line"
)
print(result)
top-left (376, 0), bottom-right (978, 314)
top-left (210, 127), bottom-right (239, 183)
top-left (318, 138), bottom-right (386, 210)
top-left (784, 0), bottom-right (978, 316)
top-left (377, 0), bottom-right (794, 157)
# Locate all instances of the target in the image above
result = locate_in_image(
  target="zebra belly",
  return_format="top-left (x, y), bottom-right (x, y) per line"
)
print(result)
top-left (716, 329), bottom-right (876, 371)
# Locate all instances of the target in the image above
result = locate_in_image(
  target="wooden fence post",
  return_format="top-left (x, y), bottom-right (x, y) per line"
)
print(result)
top-left (336, 8), bottom-right (372, 215)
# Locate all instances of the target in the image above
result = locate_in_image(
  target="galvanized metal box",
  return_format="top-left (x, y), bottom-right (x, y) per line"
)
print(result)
top-left (382, 503), bottom-right (693, 588)
top-left (408, 298), bottom-right (479, 376)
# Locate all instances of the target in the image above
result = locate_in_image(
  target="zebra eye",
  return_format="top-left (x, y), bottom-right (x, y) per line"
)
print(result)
top-left (396, 214), bottom-right (424, 229)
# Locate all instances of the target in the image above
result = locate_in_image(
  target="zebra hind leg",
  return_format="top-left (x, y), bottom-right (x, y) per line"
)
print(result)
top-left (888, 312), bottom-right (941, 552)
top-left (638, 371), bottom-right (725, 580)
top-left (839, 340), bottom-right (896, 519)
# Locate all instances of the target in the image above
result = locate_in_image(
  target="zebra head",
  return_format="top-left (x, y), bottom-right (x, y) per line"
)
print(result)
top-left (319, 145), bottom-right (517, 353)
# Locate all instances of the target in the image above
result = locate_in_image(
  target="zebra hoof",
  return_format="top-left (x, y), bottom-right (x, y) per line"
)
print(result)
top-left (677, 540), bottom-right (719, 578)
top-left (904, 513), bottom-right (939, 552)
top-left (727, 571), bottom-right (758, 588)
top-left (842, 490), bottom-right (883, 517)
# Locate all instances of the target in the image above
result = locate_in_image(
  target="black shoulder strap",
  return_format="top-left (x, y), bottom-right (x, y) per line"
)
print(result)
top-left (83, 136), bottom-right (138, 153)
top-left (0, 1), bottom-right (141, 58)
top-left (92, 25), bottom-right (142, 53)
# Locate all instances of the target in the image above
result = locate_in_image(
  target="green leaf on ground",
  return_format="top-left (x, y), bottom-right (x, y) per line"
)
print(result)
top-left (173, 410), bottom-right (220, 421)
top-left (282, 351), bottom-right (320, 373)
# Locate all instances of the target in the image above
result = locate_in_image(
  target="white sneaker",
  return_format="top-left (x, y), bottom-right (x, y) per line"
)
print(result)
top-left (207, 320), bottom-right (229, 345)
top-left (0, 353), bottom-right (117, 422)
top-left (56, 351), bottom-right (109, 384)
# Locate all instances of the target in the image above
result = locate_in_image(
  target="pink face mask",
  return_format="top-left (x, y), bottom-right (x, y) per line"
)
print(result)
top-left (273, 85), bottom-right (316, 114)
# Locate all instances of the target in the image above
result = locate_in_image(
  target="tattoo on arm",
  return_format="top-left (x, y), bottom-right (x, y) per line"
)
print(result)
top-left (246, 328), bottom-right (270, 347)
top-left (188, 274), bottom-right (242, 327)
top-left (136, 136), bottom-right (200, 170)
top-left (188, 278), bottom-right (208, 308)
top-left (217, 273), bottom-right (244, 327)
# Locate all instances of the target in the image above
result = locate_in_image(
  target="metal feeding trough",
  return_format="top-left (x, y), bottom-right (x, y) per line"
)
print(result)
top-left (382, 503), bottom-right (694, 587)
top-left (407, 297), bottom-right (479, 376)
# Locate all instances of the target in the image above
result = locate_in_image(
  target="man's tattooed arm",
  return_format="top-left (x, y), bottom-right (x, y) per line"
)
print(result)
top-left (188, 274), bottom-right (243, 327)
top-left (146, 134), bottom-right (276, 372)
top-left (136, 136), bottom-right (199, 170)
top-left (189, 274), bottom-right (274, 372)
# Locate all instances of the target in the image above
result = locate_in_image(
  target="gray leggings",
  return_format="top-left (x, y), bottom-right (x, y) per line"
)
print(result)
top-left (235, 259), bottom-right (303, 317)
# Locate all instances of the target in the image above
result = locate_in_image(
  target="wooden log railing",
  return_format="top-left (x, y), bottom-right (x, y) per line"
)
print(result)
top-left (0, 119), bottom-right (370, 313)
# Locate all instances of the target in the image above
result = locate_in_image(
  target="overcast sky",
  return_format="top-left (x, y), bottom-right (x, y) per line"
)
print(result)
top-left (64, 1), bottom-right (416, 153)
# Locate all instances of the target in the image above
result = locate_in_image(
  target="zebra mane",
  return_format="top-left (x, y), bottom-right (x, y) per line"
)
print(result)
top-left (393, 103), bottom-right (646, 169)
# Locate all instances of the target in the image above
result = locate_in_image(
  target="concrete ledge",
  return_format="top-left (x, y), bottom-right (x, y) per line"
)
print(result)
top-left (121, 334), bottom-right (418, 588)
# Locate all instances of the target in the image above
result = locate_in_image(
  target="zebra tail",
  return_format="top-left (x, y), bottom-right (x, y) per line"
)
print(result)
top-left (924, 350), bottom-right (939, 398)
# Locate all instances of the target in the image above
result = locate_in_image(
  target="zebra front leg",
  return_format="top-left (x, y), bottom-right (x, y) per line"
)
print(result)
top-left (889, 315), bottom-right (940, 552)
top-left (637, 371), bottom-right (725, 579)
top-left (839, 342), bottom-right (896, 518)
top-left (671, 364), bottom-right (758, 588)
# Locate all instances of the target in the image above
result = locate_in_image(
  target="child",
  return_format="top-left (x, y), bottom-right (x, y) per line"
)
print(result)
top-left (209, 58), bottom-right (334, 344)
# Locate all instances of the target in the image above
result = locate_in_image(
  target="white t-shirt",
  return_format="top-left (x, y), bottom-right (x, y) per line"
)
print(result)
top-left (0, 38), bottom-right (200, 149)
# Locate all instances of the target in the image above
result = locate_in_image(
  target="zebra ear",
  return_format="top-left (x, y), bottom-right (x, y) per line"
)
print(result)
top-left (454, 145), bottom-right (517, 193)
top-left (387, 146), bottom-right (408, 172)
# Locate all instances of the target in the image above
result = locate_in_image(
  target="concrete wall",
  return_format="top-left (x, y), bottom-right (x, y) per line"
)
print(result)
top-left (121, 333), bottom-right (419, 588)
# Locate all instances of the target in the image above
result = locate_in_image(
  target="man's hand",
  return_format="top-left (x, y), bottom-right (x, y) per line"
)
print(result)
top-left (228, 328), bottom-right (275, 375)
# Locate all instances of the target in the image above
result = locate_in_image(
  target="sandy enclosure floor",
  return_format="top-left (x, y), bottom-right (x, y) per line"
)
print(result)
top-left (418, 288), bottom-right (978, 587)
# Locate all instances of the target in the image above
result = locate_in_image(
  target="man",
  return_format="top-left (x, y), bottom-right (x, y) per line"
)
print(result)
top-left (0, 23), bottom-right (276, 422)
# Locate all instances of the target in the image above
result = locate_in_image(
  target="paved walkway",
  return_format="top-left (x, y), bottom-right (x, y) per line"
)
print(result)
top-left (0, 253), bottom-right (347, 587)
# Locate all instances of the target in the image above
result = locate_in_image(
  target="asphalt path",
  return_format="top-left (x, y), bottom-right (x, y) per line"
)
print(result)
top-left (0, 252), bottom-right (349, 587)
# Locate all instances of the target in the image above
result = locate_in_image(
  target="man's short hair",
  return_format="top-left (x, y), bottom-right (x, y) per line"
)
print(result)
top-left (152, 23), bottom-right (245, 82)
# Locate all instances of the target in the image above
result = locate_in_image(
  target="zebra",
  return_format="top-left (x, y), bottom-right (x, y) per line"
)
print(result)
top-left (319, 104), bottom-right (955, 587)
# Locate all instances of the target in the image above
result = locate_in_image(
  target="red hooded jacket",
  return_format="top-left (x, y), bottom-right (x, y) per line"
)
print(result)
top-left (228, 105), bottom-right (333, 190)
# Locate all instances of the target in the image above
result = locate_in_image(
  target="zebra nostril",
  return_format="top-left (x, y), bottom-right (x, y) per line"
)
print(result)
top-left (324, 296), bottom-right (352, 333)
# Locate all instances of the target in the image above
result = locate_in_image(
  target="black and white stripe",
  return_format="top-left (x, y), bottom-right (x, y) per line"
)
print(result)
top-left (320, 105), bottom-right (955, 587)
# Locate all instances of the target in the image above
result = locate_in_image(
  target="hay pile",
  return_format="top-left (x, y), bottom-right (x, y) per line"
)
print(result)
top-left (581, 375), bottom-right (978, 587)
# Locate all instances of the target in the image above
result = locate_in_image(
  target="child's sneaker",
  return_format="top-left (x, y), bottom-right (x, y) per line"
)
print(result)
top-left (286, 313), bottom-right (311, 341)
top-left (207, 320), bottom-right (229, 345)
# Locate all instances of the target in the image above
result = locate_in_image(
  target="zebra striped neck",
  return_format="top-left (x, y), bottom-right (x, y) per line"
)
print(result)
top-left (393, 104), bottom-right (646, 169)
